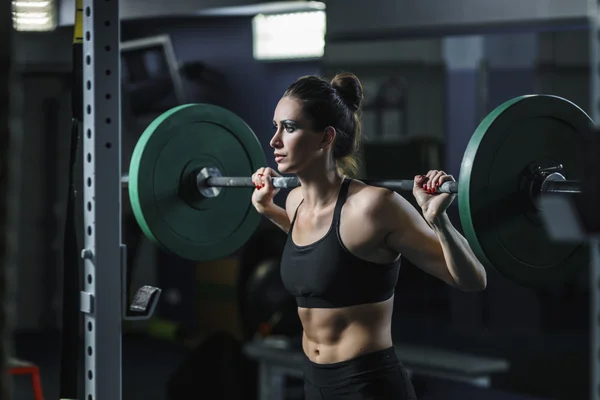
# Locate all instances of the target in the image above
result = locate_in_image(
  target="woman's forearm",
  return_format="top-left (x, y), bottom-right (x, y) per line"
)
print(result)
top-left (258, 203), bottom-right (291, 233)
top-left (428, 213), bottom-right (487, 291)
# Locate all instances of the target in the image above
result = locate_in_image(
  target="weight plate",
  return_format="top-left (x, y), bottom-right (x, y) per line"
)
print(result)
top-left (128, 104), bottom-right (266, 261)
top-left (458, 95), bottom-right (591, 288)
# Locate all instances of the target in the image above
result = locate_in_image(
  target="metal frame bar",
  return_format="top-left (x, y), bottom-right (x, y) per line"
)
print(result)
top-left (1, 1), bottom-right (17, 398)
top-left (590, 10), bottom-right (600, 400)
top-left (81, 0), bottom-right (123, 398)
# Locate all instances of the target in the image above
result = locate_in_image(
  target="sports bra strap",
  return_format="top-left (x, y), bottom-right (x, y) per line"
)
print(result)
top-left (333, 178), bottom-right (351, 226)
top-left (290, 199), bottom-right (304, 228)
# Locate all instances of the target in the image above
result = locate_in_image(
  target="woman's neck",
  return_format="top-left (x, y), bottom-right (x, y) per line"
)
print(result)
top-left (296, 164), bottom-right (345, 210)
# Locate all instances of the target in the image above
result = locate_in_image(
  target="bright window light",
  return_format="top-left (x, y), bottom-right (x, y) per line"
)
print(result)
top-left (252, 10), bottom-right (326, 61)
top-left (12, 0), bottom-right (56, 31)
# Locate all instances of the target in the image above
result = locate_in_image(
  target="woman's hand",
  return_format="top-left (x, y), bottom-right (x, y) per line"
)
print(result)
top-left (413, 170), bottom-right (456, 223)
top-left (251, 167), bottom-right (281, 213)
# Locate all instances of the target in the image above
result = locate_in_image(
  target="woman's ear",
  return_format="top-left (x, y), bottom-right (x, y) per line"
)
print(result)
top-left (320, 126), bottom-right (336, 149)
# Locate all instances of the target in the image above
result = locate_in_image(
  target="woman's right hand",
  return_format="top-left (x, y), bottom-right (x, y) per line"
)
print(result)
top-left (251, 167), bottom-right (281, 213)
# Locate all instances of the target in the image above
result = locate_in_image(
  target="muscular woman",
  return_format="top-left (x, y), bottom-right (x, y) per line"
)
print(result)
top-left (251, 73), bottom-right (487, 400)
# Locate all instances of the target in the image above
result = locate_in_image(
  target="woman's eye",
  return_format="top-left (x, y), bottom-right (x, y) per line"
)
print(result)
top-left (284, 124), bottom-right (295, 132)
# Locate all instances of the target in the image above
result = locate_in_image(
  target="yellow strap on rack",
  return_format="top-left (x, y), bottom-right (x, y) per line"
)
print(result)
top-left (73, 0), bottom-right (83, 44)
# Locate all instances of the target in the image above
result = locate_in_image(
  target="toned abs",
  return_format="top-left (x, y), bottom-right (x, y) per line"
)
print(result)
top-left (299, 297), bottom-right (394, 363)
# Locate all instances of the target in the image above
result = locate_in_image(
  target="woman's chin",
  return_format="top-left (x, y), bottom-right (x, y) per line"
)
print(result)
top-left (276, 162), bottom-right (293, 174)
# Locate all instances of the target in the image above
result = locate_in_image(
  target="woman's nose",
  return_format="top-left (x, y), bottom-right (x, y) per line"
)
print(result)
top-left (270, 132), bottom-right (282, 148)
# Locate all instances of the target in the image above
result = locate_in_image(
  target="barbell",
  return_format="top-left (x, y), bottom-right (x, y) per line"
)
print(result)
top-left (124, 94), bottom-right (591, 288)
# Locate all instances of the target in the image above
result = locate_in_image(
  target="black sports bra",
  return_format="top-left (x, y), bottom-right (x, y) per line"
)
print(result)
top-left (279, 178), bottom-right (401, 308)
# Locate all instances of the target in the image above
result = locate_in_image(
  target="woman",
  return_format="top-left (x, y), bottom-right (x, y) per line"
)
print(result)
top-left (251, 73), bottom-right (487, 400)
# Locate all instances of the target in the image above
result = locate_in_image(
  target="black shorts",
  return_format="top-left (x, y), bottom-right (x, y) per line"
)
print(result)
top-left (303, 346), bottom-right (417, 400)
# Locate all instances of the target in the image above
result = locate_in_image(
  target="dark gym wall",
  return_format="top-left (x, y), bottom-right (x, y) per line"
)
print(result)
top-left (121, 16), bottom-right (322, 172)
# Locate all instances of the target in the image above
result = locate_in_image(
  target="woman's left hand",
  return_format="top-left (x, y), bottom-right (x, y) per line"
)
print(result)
top-left (413, 170), bottom-right (457, 222)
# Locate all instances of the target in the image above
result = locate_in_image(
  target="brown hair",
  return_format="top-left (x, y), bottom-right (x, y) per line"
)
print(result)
top-left (283, 72), bottom-right (364, 176)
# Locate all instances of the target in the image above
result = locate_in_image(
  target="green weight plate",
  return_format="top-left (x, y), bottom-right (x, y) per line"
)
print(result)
top-left (458, 95), bottom-right (590, 288)
top-left (128, 104), bottom-right (266, 261)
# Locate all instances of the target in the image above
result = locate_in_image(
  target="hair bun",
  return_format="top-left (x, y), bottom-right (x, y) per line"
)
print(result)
top-left (331, 73), bottom-right (363, 112)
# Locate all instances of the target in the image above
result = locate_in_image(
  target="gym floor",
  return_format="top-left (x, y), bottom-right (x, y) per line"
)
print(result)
top-left (11, 323), bottom-right (587, 400)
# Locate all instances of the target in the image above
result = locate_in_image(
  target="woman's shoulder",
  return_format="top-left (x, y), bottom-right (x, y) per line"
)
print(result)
top-left (347, 179), bottom-right (393, 207)
top-left (346, 179), bottom-right (412, 224)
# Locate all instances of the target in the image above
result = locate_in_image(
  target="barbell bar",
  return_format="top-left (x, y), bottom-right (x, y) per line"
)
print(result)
top-left (121, 173), bottom-right (581, 195)
top-left (121, 172), bottom-right (449, 192)
top-left (124, 95), bottom-right (591, 288)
